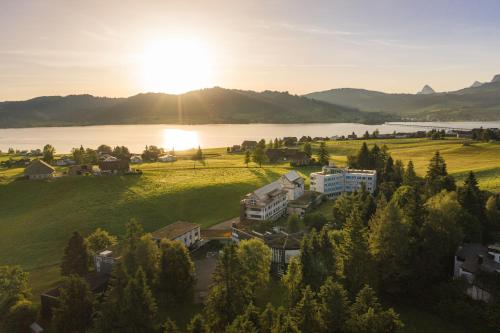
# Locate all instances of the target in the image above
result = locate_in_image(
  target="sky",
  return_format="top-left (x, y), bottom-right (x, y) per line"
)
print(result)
top-left (1, 0), bottom-right (500, 100)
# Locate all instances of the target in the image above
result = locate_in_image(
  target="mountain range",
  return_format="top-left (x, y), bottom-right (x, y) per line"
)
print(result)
top-left (0, 88), bottom-right (393, 128)
top-left (305, 74), bottom-right (500, 121)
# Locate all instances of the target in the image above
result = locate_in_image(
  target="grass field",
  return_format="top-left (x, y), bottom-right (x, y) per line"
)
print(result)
top-left (0, 138), bottom-right (498, 332)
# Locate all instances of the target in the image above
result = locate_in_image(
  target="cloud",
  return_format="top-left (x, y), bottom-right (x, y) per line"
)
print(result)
top-left (256, 21), bottom-right (361, 36)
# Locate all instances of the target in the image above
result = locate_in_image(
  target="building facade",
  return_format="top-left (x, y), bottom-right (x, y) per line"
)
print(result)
top-left (151, 221), bottom-right (201, 248)
top-left (310, 165), bottom-right (377, 199)
top-left (240, 171), bottom-right (304, 221)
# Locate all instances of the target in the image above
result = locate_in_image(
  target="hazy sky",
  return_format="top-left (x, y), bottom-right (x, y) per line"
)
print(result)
top-left (1, 0), bottom-right (500, 100)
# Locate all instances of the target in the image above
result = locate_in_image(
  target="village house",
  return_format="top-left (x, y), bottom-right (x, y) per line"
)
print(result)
top-left (53, 157), bottom-right (75, 166)
top-left (98, 159), bottom-right (130, 173)
top-left (229, 145), bottom-right (242, 153)
top-left (68, 164), bottom-right (94, 176)
top-left (151, 221), bottom-right (201, 248)
top-left (158, 154), bottom-right (177, 162)
top-left (24, 159), bottom-right (56, 180)
top-left (454, 243), bottom-right (500, 302)
top-left (241, 140), bottom-right (257, 151)
top-left (266, 148), bottom-right (311, 165)
top-left (310, 163), bottom-right (377, 199)
top-left (130, 155), bottom-right (143, 164)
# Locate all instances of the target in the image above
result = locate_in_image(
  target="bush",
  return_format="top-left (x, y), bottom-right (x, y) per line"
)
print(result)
top-left (2, 299), bottom-right (37, 333)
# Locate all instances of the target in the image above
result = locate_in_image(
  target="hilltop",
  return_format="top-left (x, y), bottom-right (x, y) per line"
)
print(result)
top-left (305, 74), bottom-right (500, 121)
top-left (0, 87), bottom-right (394, 128)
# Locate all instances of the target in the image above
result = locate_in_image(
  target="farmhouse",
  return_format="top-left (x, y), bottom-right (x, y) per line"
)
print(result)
top-left (310, 164), bottom-right (377, 199)
top-left (130, 155), bottom-right (143, 164)
top-left (98, 159), bottom-right (130, 173)
top-left (68, 164), bottom-right (93, 176)
top-left (151, 221), bottom-right (201, 248)
top-left (24, 159), bottom-right (56, 180)
top-left (158, 154), bottom-right (177, 162)
top-left (454, 243), bottom-right (500, 302)
top-left (241, 140), bottom-right (257, 151)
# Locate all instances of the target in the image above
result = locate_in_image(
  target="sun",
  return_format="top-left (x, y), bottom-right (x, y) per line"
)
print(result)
top-left (140, 38), bottom-right (213, 94)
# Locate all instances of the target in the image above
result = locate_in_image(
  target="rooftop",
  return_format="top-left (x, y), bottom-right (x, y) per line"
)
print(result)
top-left (24, 159), bottom-right (55, 176)
top-left (456, 243), bottom-right (500, 274)
top-left (151, 221), bottom-right (200, 240)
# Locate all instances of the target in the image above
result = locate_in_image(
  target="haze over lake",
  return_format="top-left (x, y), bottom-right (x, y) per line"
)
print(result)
top-left (1, 121), bottom-right (499, 153)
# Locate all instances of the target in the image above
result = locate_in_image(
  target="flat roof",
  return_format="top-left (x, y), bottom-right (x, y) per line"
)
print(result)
top-left (151, 221), bottom-right (200, 240)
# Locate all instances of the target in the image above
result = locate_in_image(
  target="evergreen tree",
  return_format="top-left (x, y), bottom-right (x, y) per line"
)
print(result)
top-left (238, 239), bottom-right (272, 294)
top-left (356, 142), bottom-right (371, 169)
top-left (368, 201), bottom-right (411, 292)
top-left (252, 146), bottom-right (266, 167)
top-left (337, 208), bottom-right (372, 296)
top-left (121, 269), bottom-right (158, 332)
top-left (458, 171), bottom-right (484, 218)
top-left (192, 146), bottom-right (204, 161)
top-left (226, 303), bottom-right (261, 333)
top-left (271, 312), bottom-right (300, 333)
top-left (274, 138), bottom-right (279, 149)
top-left (347, 285), bottom-right (403, 333)
top-left (318, 277), bottom-right (350, 333)
top-left (260, 303), bottom-right (277, 333)
top-left (393, 160), bottom-right (405, 186)
top-left (370, 144), bottom-right (387, 174)
top-left (382, 156), bottom-right (395, 182)
top-left (282, 257), bottom-right (303, 307)
top-left (53, 275), bottom-right (95, 333)
top-left (403, 160), bottom-right (418, 186)
top-left (42, 144), bottom-right (55, 164)
top-left (159, 239), bottom-right (196, 304)
top-left (245, 150), bottom-right (251, 167)
top-left (425, 151), bottom-right (456, 195)
top-left (303, 142), bottom-right (312, 157)
top-left (123, 234), bottom-right (159, 285)
top-left (2, 299), bottom-right (37, 333)
top-left (331, 193), bottom-right (356, 227)
top-left (318, 142), bottom-right (330, 165)
top-left (485, 195), bottom-right (500, 239)
top-left (61, 231), bottom-right (90, 277)
top-left (205, 243), bottom-right (252, 332)
top-left (292, 286), bottom-right (325, 333)
top-left (0, 266), bottom-right (31, 317)
top-left (304, 212), bottom-right (328, 231)
top-left (163, 318), bottom-right (180, 333)
top-left (85, 228), bottom-right (117, 255)
top-left (187, 314), bottom-right (209, 333)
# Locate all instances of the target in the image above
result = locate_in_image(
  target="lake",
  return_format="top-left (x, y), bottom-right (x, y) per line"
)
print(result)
top-left (1, 121), bottom-right (499, 153)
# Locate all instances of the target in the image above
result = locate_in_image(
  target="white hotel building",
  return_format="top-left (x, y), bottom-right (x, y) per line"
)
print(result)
top-left (241, 171), bottom-right (305, 221)
top-left (310, 165), bottom-right (377, 199)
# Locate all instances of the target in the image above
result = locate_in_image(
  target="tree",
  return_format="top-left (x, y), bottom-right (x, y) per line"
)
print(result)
top-left (303, 142), bottom-right (312, 157)
top-left (402, 160), bottom-right (419, 187)
top-left (142, 145), bottom-right (163, 162)
top-left (274, 138), bottom-right (280, 149)
top-left (193, 146), bottom-right (204, 161)
top-left (97, 144), bottom-right (112, 155)
top-left (271, 312), bottom-right (300, 333)
top-left (260, 303), bottom-right (277, 333)
top-left (356, 142), bottom-right (371, 169)
top-left (337, 208), bottom-right (372, 296)
top-left (318, 142), bottom-right (330, 165)
top-left (346, 285), bottom-right (403, 333)
top-left (304, 212), bottom-right (328, 231)
top-left (393, 159), bottom-right (404, 186)
top-left (245, 150), bottom-right (251, 167)
top-left (252, 146), bottom-right (266, 167)
top-left (292, 286), bottom-right (324, 333)
top-left (238, 239), bottom-right (272, 294)
top-left (42, 144), bottom-right (55, 163)
top-left (485, 195), bottom-right (500, 239)
top-left (331, 193), bottom-right (356, 227)
top-left (85, 228), bottom-right (117, 255)
top-left (72, 146), bottom-right (86, 164)
top-left (61, 231), bottom-right (90, 277)
top-left (126, 234), bottom-right (160, 285)
top-left (2, 299), bottom-right (37, 333)
top-left (158, 239), bottom-right (196, 303)
top-left (368, 201), bottom-right (411, 291)
top-left (458, 171), bottom-right (484, 218)
top-left (53, 275), bottom-right (95, 333)
top-left (120, 269), bottom-right (157, 332)
top-left (187, 314), bottom-right (209, 333)
top-left (425, 151), bottom-right (456, 196)
top-left (112, 146), bottom-right (130, 160)
top-left (0, 266), bottom-right (31, 317)
top-left (282, 257), bottom-right (303, 307)
top-left (205, 243), bottom-right (253, 332)
top-left (287, 214), bottom-right (301, 233)
top-left (163, 318), bottom-right (180, 333)
top-left (318, 277), bottom-right (350, 333)
top-left (226, 303), bottom-right (261, 333)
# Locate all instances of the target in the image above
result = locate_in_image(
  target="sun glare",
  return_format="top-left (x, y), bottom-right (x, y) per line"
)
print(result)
top-left (162, 129), bottom-right (199, 151)
top-left (140, 38), bottom-right (213, 94)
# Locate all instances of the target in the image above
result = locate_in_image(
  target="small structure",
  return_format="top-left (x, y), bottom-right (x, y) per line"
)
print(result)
top-left (266, 149), bottom-right (311, 165)
top-left (94, 247), bottom-right (122, 274)
top-left (24, 160), bottom-right (56, 180)
top-left (287, 191), bottom-right (324, 218)
top-left (454, 243), bottom-right (500, 302)
top-left (30, 322), bottom-right (44, 333)
top-left (98, 159), bottom-right (130, 173)
top-left (130, 155), bottom-right (143, 164)
top-left (158, 154), bottom-right (177, 162)
top-left (67, 164), bottom-right (93, 176)
top-left (151, 221), bottom-right (201, 248)
top-left (230, 145), bottom-right (242, 153)
top-left (241, 140), bottom-right (257, 151)
top-left (54, 157), bottom-right (75, 166)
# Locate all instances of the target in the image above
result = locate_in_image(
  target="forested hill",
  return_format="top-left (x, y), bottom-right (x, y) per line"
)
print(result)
top-left (0, 88), bottom-right (394, 128)
top-left (305, 78), bottom-right (500, 121)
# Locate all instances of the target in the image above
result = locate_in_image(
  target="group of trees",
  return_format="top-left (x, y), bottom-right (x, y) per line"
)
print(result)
top-left (471, 127), bottom-right (499, 142)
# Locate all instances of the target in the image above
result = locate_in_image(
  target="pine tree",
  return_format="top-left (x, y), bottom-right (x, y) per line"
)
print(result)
top-left (292, 286), bottom-right (325, 333)
top-left (318, 277), bottom-right (350, 333)
top-left (252, 146), bottom-right (266, 167)
top-left (2, 299), bottom-right (37, 333)
top-left (303, 142), bottom-right (312, 157)
top-left (260, 303), bottom-right (277, 333)
top-left (356, 142), bottom-right (371, 169)
top-left (245, 150), bottom-right (251, 167)
top-left (163, 318), bottom-right (180, 333)
top-left (458, 171), bottom-right (484, 218)
top-left (187, 314), bottom-right (209, 333)
top-left (282, 257), bottom-right (303, 307)
top-left (159, 239), bottom-right (196, 304)
top-left (85, 228), bottom-right (117, 255)
top-left (274, 138), bottom-right (279, 149)
top-left (402, 160), bottom-right (418, 186)
top-left (485, 195), bottom-right (500, 238)
top-left (337, 208), bottom-right (372, 296)
top-left (271, 312), bottom-right (300, 333)
top-left (53, 275), bottom-right (94, 333)
top-left (61, 231), bottom-right (90, 277)
top-left (238, 239), bottom-right (272, 294)
top-left (318, 142), bottom-right (330, 165)
top-left (192, 146), bottom-right (204, 161)
top-left (347, 285), bottom-right (403, 333)
top-left (425, 151), bottom-right (456, 195)
top-left (382, 156), bottom-right (395, 182)
top-left (393, 160), bottom-right (405, 186)
top-left (205, 243), bottom-right (252, 332)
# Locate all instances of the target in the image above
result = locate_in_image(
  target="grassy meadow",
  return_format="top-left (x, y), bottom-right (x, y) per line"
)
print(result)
top-left (0, 137), bottom-right (499, 332)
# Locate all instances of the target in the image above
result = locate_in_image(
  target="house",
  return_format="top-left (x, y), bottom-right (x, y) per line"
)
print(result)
top-left (24, 160), bottom-right (56, 180)
top-left (98, 159), bottom-right (129, 173)
top-left (98, 154), bottom-right (115, 161)
top-left (266, 148), bottom-right (310, 165)
top-left (68, 164), bottom-right (94, 176)
top-left (454, 243), bottom-right (500, 302)
top-left (232, 224), bottom-right (303, 275)
top-left (158, 154), bottom-right (177, 162)
top-left (240, 171), bottom-right (305, 221)
top-left (94, 246), bottom-right (122, 274)
top-left (130, 155), bottom-right (143, 164)
top-left (151, 221), bottom-right (201, 248)
top-left (241, 140), bottom-right (257, 151)
top-left (54, 158), bottom-right (75, 166)
top-left (287, 191), bottom-right (324, 218)
top-left (230, 145), bottom-right (242, 153)
top-left (310, 163), bottom-right (377, 199)
top-left (289, 151), bottom-right (311, 166)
